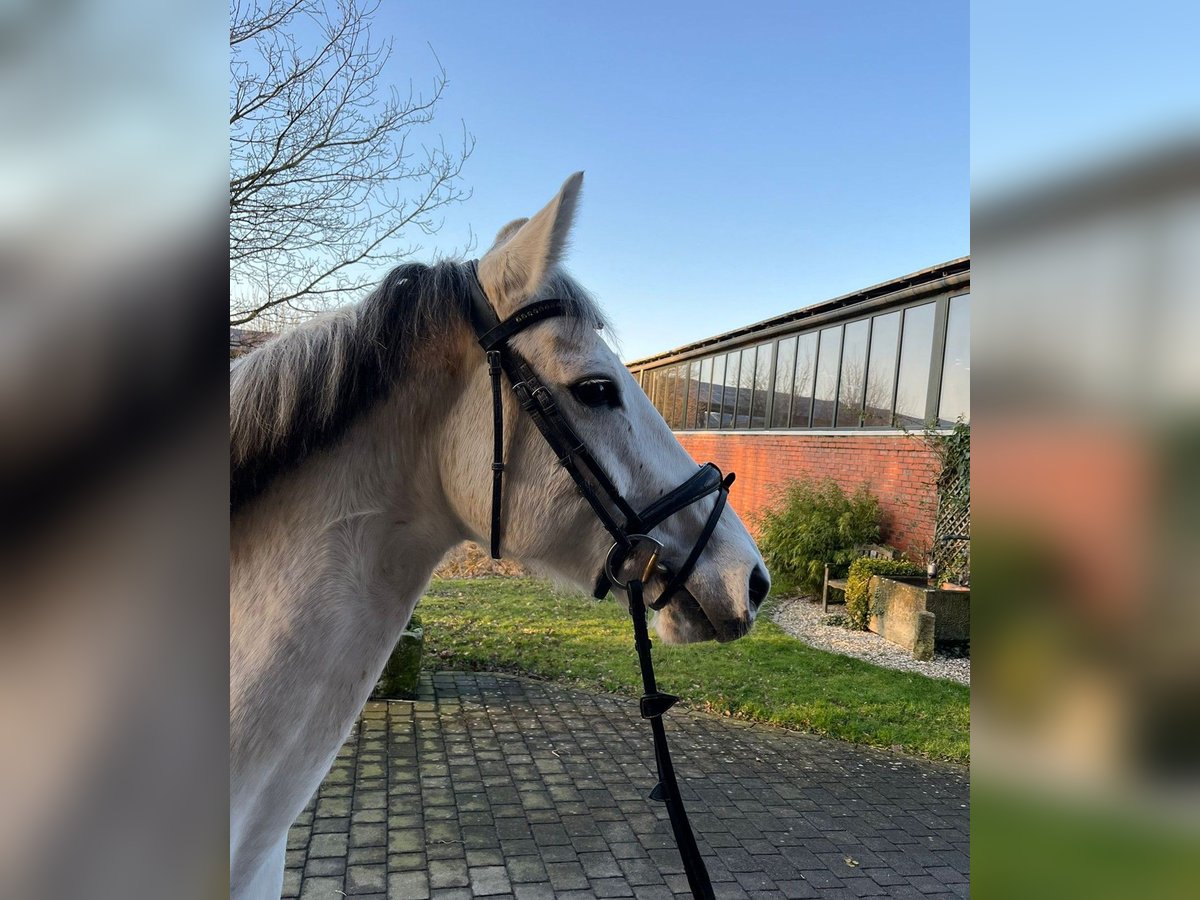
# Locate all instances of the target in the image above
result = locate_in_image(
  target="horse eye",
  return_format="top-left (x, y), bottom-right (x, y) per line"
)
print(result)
top-left (569, 378), bottom-right (620, 408)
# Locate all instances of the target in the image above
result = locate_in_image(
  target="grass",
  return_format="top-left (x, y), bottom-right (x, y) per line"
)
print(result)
top-left (972, 784), bottom-right (1200, 899)
top-left (419, 577), bottom-right (970, 763)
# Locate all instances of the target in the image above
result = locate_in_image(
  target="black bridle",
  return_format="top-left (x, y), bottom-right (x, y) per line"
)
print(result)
top-left (465, 260), bottom-right (732, 898)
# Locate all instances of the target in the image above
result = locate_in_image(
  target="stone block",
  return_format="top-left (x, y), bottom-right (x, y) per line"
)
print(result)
top-left (374, 619), bottom-right (424, 700)
top-left (913, 611), bottom-right (936, 661)
top-left (868, 577), bottom-right (969, 659)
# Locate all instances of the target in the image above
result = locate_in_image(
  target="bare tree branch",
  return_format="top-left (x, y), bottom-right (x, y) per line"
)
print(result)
top-left (229, 0), bottom-right (474, 327)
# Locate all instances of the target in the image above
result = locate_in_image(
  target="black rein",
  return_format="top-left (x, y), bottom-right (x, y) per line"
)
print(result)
top-left (464, 260), bottom-right (732, 899)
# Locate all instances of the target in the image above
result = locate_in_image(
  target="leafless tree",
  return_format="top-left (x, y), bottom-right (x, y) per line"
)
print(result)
top-left (230, 0), bottom-right (473, 327)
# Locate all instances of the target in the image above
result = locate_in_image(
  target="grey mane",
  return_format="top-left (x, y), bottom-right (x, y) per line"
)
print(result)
top-left (229, 260), bottom-right (603, 513)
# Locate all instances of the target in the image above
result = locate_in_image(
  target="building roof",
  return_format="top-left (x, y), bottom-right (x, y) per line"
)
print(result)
top-left (230, 327), bottom-right (275, 359)
top-left (626, 256), bottom-right (970, 370)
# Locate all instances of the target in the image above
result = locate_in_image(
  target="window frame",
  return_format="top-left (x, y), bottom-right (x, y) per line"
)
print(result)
top-left (636, 286), bottom-right (966, 433)
top-left (861, 308), bottom-right (903, 429)
top-left (768, 334), bottom-right (797, 429)
top-left (936, 292), bottom-right (970, 427)
top-left (835, 317), bottom-right (870, 429)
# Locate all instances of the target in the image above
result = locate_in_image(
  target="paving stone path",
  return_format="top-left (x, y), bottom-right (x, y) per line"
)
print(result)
top-left (284, 672), bottom-right (969, 899)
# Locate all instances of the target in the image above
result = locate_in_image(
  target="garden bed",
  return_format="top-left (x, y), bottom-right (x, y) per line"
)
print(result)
top-left (771, 595), bottom-right (970, 685)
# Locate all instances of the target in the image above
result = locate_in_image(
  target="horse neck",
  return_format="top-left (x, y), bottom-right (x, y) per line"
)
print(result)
top-left (237, 356), bottom-right (472, 596)
top-left (229, 320), bottom-right (485, 884)
top-left (230, 342), bottom-right (476, 737)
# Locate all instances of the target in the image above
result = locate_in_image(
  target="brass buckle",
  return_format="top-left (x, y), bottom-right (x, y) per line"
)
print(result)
top-left (605, 535), bottom-right (663, 589)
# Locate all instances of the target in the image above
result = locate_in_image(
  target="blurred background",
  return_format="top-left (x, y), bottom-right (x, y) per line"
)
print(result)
top-left (0, 0), bottom-right (227, 898)
top-left (972, 2), bottom-right (1200, 897)
top-left (1, 0), bottom-right (1198, 897)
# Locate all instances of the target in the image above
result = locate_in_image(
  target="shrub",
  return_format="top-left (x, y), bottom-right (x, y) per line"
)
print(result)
top-left (845, 557), bottom-right (924, 630)
top-left (758, 479), bottom-right (882, 594)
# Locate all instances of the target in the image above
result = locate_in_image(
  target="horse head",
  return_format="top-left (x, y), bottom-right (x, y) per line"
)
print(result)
top-left (442, 173), bottom-right (769, 643)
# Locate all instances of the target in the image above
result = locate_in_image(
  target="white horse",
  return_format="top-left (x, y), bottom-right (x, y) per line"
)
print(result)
top-left (229, 173), bottom-right (769, 899)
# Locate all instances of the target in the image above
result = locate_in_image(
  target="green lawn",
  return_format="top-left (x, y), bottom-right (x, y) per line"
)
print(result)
top-left (419, 577), bottom-right (970, 762)
top-left (972, 784), bottom-right (1200, 899)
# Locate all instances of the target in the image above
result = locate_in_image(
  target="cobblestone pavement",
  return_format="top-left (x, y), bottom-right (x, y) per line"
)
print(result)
top-left (284, 672), bottom-right (969, 900)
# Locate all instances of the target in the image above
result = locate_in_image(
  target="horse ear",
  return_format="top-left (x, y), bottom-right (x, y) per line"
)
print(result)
top-left (478, 172), bottom-right (583, 308)
top-left (489, 218), bottom-right (529, 250)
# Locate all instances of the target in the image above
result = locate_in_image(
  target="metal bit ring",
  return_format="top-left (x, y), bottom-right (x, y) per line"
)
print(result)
top-left (605, 535), bottom-right (664, 589)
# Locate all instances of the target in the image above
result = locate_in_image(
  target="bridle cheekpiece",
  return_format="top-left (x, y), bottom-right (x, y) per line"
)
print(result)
top-left (464, 260), bottom-right (735, 610)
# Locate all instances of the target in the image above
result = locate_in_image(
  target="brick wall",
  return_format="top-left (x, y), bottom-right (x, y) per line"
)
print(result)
top-left (674, 432), bottom-right (942, 559)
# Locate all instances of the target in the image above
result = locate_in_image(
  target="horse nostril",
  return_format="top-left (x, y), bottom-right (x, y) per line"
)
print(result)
top-left (748, 566), bottom-right (770, 610)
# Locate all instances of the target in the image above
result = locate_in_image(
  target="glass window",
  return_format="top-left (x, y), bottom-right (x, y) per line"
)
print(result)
top-left (659, 367), bottom-right (673, 424)
top-left (938, 294), bottom-right (970, 426)
top-left (676, 364), bottom-right (686, 427)
top-left (836, 319), bottom-right (870, 427)
top-left (707, 353), bottom-right (725, 428)
top-left (647, 369), bottom-right (660, 416)
top-left (683, 360), bottom-right (700, 428)
top-left (694, 357), bottom-right (712, 429)
top-left (863, 311), bottom-right (900, 426)
top-left (770, 336), bottom-right (797, 428)
top-left (736, 347), bottom-right (756, 428)
top-left (670, 365), bottom-right (686, 429)
top-left (811, 326), bottom-right (842, 427)
top-left (751, 343), bottom-right (772, 428)
top-left (895, 302), bottom-right (936, 428)
top-left (675, 363), bottom-right (687, 428)
top-left (678, 364), bottom-right (690, 428)
top-left (720, 351), bottom-right (740, 427)
top-left (791, 332), bottom-right (817, 427)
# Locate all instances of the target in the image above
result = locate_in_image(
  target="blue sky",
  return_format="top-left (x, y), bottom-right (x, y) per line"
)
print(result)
top-left (379, 1), bottom-right (968, 361)
top-left (972, 1), bottom-right (1200, 194)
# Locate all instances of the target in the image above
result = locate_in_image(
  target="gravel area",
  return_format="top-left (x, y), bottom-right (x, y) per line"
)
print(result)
top-left (771, 595), bottom-right (970, 685)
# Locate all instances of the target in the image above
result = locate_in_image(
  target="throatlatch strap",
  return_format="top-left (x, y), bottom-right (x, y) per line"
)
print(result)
top-left (487, 350), bottom-right (505, 559)
top-left (628, 578), bottom-right (715, 900)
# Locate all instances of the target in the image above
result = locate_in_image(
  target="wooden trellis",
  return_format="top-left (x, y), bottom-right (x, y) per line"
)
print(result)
top-left (933, 463), bottom-right (970, 584)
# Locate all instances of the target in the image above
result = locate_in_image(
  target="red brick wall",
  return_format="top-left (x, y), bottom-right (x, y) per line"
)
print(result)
top-left (675, 432), bottom-right (941, 559)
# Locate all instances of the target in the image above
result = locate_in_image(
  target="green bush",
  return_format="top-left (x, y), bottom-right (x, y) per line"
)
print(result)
top-left (758, 479), bottom-right (882, 594)
top-left (845, 557), bottom-right (924, 630)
